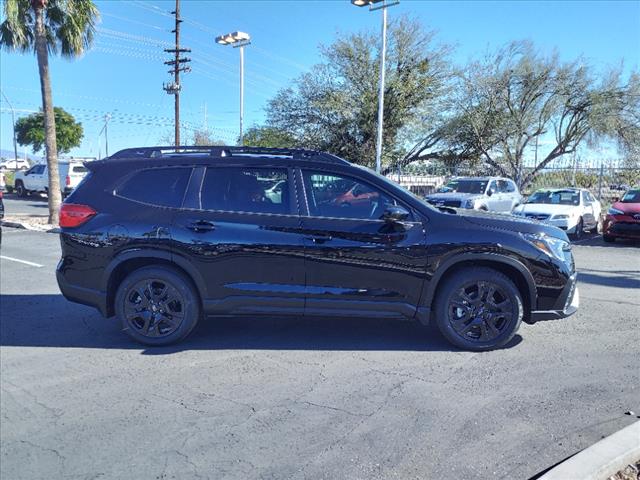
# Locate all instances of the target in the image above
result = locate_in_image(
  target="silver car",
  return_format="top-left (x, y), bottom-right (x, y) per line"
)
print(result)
top-left (425, 177), bottom-right (522, 213)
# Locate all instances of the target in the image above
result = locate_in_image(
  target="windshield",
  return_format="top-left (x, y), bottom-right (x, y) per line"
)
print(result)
top-left (526, 190), bottom-right (580, 206)
top-left (621, 189), bottom-right (640, 203)
top-left (439, 180), bottom-right (488, 194)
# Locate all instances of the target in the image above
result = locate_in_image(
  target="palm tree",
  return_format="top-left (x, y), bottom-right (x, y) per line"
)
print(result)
top-left (1, 0), bottom-right (99, 224)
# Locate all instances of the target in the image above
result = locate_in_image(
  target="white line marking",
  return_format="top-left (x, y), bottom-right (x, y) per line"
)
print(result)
top-left (0, 255), bottom-right (44, 268)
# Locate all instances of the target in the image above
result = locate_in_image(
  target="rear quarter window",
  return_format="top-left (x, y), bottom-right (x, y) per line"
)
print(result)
top-left (116, 167), bottom-right (192, 208)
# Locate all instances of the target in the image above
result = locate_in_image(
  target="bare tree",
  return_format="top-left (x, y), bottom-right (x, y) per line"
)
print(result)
top-left (398, 41), bottom-right (640, 188)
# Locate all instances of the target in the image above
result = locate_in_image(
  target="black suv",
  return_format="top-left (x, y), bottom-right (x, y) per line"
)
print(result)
top-left (57, 146), bottom-right (579, 351)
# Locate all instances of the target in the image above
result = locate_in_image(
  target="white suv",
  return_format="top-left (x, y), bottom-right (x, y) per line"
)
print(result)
top-left (0, 158), bottom-right (30, 171)
top-left (425, 177), bottom-right (522, 213)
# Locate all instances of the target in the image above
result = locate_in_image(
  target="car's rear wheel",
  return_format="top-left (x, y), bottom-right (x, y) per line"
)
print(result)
top-left (434, 267), bottom-right (523, 351)
top-left (115, 266), bottom-right (200, 346)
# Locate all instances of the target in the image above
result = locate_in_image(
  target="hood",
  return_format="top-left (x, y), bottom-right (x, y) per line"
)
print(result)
top-left (514, 203), bottom-right (578, 216)
top-left (611, 201), bottom-right (640, 215)
top-left (456, 209), bottom-right (569, 240)
top-left (426, 192), bottom-right (483, 201)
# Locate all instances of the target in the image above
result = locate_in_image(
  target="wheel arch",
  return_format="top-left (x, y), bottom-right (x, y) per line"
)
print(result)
top-left (422, 253), bottom-right (536, 323)
top-left (103, 250), bottom-right (206, 317)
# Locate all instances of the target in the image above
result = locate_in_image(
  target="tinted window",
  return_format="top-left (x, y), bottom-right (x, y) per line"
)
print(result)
top-left (505, 181), bottom-right (516, 192)
top-left (201, 168), bottom-right (290, 214)
top-left (439, 179), bottom-right (488, 194)
top-left (71, 165), bottom-right (88, 173)
top-left (29, 165), bottom-right (45, 175)
top-left (303, 171), bottom-right (398, 220)
top-left (117, 167), bottom-right (191, 208)
top-left (621, 189), bottom-right (640, 203)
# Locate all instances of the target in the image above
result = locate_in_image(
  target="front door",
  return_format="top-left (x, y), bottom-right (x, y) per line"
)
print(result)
top-left (171, 166), bottom-right (307, 316)
top-left (299, 169), bottom-right (427, 320)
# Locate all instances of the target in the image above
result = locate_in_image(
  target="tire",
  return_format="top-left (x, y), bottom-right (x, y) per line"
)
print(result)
top-left (433, 267), bottom-right (524, 351)
top-left (115, 266), bottom-right (201, 346)
top-left (571, 217), bottom-right (584, 240)
top-left (603, 234), bottom-right (615, 243)
top-left (15, 181), bottom-right (27, 198)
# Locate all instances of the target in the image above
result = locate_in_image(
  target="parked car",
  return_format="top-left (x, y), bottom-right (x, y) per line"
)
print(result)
top-left (513, 188), bottom-right (601, 239)
top-left (0, 158), bottom-right (30, 171)
top-left (425, 177), bottom-right (522, 213)
top-left (57, 146), bottom-right (579, 351)
top-left (13, 160), bottom-right (89, 197)
top-left (602, 188), bottom-right (640, 242)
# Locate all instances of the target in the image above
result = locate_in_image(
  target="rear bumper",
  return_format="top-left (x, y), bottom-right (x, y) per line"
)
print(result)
top-left (529, 273), bottom-right (579, 322)
top-left (56, 263), bottom-right (108, 317)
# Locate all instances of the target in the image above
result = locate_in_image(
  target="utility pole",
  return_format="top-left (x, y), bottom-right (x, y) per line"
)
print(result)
top-left (99, 113), bottom-right (111, 157)
top-left (163, 0), bottom-right (190, 148)
top-left (1, 89), bottom-right (19, 173)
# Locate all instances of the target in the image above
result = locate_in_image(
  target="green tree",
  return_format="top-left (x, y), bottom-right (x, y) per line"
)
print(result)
top-left (1, 0), bottom-right (99, 223)
top-left (265, 16), bottom-right (451, 168)
top-left (243, 126), bottom-right (297, 148)
top-left (400, 41), bottom-right (640, 189)
top-left (16, 107), bottom-right (83, 154)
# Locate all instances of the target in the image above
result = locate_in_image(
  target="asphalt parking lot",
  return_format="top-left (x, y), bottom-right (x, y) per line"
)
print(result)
top-left (1, 221), bottom-right (639, 479)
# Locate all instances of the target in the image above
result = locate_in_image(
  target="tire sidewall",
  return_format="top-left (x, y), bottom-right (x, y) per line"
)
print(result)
top-left (115, 266), bottom-right (200, 346)
top-left (435, 269), bottom-right (523, 351)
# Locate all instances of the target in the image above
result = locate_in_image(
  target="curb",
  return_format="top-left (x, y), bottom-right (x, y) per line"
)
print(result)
top-left (1, 220), bottom-right (60, 234)
top-left (538, 420), bottom-right (640, 480)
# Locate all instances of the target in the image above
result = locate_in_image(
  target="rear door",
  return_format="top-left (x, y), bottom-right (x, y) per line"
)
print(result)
top-left (171, 165), bottom-right (307, 316)
top-left (298, 169), bottom-right (427, 319)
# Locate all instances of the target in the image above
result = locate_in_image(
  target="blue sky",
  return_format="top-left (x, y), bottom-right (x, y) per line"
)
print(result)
top-left (1, 0), bottom-right (639, 162)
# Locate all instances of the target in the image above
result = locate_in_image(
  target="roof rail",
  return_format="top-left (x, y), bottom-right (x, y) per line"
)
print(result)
top-left (108, 145), bottom-right (349, 165)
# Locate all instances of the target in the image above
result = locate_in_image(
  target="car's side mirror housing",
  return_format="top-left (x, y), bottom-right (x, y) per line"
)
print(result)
top-left (612, 196), bottom-right (619, 202)
top-left (487, 189), bottom-right (494, 197)
top-left (382, 205), bottom-right (410, 223)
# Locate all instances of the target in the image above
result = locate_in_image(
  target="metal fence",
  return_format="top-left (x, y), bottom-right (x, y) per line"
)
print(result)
top-left (388, 161), bottom-right (639, 206)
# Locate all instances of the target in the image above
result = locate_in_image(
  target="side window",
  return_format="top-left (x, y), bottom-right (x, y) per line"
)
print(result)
top-left (303, 171), bottom-right (398, 220)
top-left (201, 167), bottom-right (290, 214)
top-left (116, 167), bottom-right (191, 208)
top-left (29, 165), bottom-right (45, 175)
top-left (505, 180), bottom-right (516, 192)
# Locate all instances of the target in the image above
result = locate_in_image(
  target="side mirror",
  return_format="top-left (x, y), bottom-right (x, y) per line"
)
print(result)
top-left (487, 188), bottom-right (494, 197)
top-left (382, 205), bottom-right (410, 223)
top-left (612, 196), bottom-right (619, 202)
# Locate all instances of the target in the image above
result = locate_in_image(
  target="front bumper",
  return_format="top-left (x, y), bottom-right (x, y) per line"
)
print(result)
top-left (529, 273), bottom-right (579, 322)
top-left (603, 216), bottom-right (640, 239)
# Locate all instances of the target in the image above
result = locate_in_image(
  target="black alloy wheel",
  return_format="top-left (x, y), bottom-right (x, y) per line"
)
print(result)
top-left (115, 266), bottom-right (200, 346)
top-left (434, 267), bottom-right (523, 351)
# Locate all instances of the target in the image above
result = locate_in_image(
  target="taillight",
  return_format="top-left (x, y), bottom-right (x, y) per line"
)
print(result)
top-left (66, 175), bottom-right (71, 186)
top-left (59, 203), bottom-right (96, 228)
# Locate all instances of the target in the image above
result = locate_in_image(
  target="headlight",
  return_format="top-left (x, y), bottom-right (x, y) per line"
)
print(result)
top-left (522, 233), bottom-right (571, 263)
top-left (608, 207), bottom-right (624, 215)
top-left (552, 214), bottom-right (569, 219)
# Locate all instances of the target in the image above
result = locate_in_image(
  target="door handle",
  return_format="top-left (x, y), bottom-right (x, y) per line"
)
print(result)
top-left (305, 235), bottom-right (332, 244)
top-left (186, 220), bottom-right (215, 233)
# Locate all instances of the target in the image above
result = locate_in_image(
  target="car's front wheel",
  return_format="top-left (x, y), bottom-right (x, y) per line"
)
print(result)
top-left (15, 181), bottom-right (27, 197)
top-left (115, 266), bottom-right (201, 346)
top-left (433, 267), bottom-right (523, 351)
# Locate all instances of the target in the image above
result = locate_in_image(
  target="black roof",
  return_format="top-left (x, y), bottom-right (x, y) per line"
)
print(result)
top-left (107, 145), bottom-right (350, 166)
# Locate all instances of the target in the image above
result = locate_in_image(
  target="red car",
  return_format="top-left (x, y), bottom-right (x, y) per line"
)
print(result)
top-left (603, 188), bottom-right (640, 242)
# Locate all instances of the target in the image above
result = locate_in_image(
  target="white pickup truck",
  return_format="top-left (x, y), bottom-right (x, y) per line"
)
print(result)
top-left (13, 160), bottom-right (89, 197)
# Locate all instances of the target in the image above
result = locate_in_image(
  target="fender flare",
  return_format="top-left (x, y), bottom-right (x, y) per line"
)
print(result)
top-left (102, 248), bottom-right (208, 300)
top-left (420, 252), bottom-right (537, 310)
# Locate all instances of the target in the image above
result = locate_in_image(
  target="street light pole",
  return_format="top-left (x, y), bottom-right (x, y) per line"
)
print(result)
top-left (215, 31), bottom-right (251, 146)
top-left (375, 6), bottom-right (388, 174)
top-left (239, 43), bottom-right (245, 145)
top-left (351, 0), bottom-right (399, 173)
